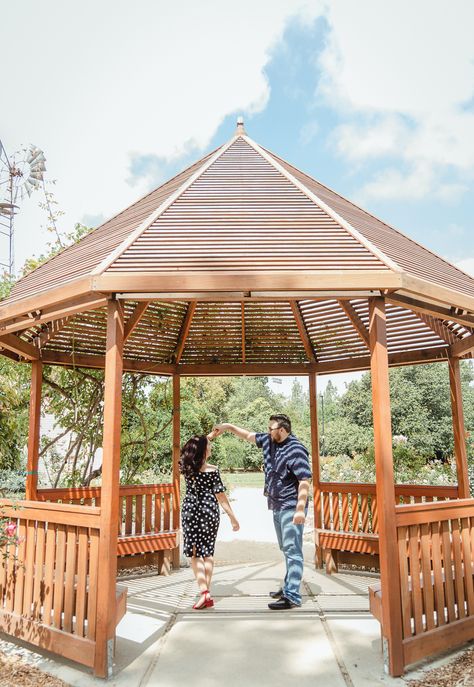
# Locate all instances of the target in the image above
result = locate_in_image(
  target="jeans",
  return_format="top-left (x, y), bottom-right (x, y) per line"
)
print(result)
top-left (272, 508), bottom-right (304, 606)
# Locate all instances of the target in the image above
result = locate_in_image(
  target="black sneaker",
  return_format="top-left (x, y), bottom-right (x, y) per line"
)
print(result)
top-left (269, 588), bottom-right (284, 599)
top-left (268, 596), bottom-right (298, 610)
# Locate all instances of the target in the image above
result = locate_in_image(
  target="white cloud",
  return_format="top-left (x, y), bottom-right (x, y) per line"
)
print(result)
top-left (318, 0), bottom-right (474, 200)
top-left (455, 258), bottom-right (474, 278)
top-left (1, 0), bottom-right (323, 270)
top-left (357, 163), bottom-right (434, 202)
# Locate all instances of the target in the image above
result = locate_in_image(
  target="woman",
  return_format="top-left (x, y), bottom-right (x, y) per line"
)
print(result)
top-left (180, 431), bottom-right (239, 609)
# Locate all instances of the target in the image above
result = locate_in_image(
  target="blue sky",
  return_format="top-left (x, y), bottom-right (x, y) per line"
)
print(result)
top-left (2, 1), bottom-right (474, 276)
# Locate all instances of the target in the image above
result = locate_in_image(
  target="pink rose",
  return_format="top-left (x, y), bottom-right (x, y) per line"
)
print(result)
top-left (5, 522), bottom-right (16, 537)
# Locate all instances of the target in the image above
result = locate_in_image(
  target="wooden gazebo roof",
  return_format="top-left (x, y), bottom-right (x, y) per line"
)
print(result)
top-left (1, 121), bottom-right (473, 374)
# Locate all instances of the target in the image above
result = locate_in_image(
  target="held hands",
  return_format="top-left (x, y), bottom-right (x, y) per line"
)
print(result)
top-left (293, 511), bottom-right (306, 526)
top-left (211, 424), bottom-right (226, 437)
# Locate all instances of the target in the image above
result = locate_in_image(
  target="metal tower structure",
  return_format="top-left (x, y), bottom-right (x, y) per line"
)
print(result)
top-left (0, 138), bottom-right (46, 279)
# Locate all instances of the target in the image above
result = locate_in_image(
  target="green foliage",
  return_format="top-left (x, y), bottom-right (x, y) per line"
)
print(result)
top-left (0, 318), bottom-right (30, 471)
top-left (322, 417), bottom-right (372, 458)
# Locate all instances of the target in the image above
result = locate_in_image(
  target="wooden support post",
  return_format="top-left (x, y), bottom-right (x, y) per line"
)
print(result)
top-left (369, 297), bottom-right (404, 677)
top-left (309, 373), bottom-right (322, 568)
top-left (448, 356), bottom-right (470, 498)
top-left (26, 360), bottom-right (42, 500)
top-left (94, 300), bottom-right (124, 678)
top-left (171, 374), bottom-right (181, 569)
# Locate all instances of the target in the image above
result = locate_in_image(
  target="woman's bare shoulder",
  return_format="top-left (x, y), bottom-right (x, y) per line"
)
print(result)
top-left (203, 463), bottom-right (218, 472)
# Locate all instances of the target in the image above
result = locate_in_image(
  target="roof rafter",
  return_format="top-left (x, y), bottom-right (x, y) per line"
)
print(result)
top-left (124, 301), bottom-right (151, 343)
top-left (414, 313), bottom-right (457, 345)
top-left (37, 318), bottom-right (70, 348)
top-left (337, 300), bottom-right (370, 349)
top-left (173, 301), bottom-right (197, 364)
top-left (290, 301), bottom-right (317, 362)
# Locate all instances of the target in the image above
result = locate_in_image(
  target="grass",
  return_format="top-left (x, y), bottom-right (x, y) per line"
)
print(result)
top-left (221, 471), bottom-right (265, 489)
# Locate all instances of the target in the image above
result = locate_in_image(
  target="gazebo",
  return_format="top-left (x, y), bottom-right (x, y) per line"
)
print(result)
top-left (0, 119), bottom-right (473, 678)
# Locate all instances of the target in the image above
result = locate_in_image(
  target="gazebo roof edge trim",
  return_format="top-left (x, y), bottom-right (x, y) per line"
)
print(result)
top-left (243, 135), bottom-right (403, 275)
top-left (0, 276), bottom-right (94, 325)
top-left (90, 136), bottom-right (239, 277)
top-left (400, 273), bottom-right (474, 316)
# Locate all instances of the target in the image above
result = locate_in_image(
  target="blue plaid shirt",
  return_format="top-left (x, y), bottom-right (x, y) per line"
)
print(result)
top-left (255, 433), bottom-right (311, 511)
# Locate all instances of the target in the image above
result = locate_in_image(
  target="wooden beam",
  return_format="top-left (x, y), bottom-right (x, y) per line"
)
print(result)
top-left (39, 350), bottom-right (453, 377)
top-left (0, 348), bottom-right (19, 362)
top-left (171, 375), bottom-right (180, 569)
top-left (40, 350), bottom-right (175, 375)
top-left (177, 363), bottom-right (317, 376)
top-left (0, 333), bottom-right (39, 360)
top-left (123, 301), bottom-right (150, 343)
top-left (386, 294), bottom-right (474, 330)
top-left (0, 295), bottom-right (107, 336)
top-left (94, 299), bottom-right (124, 678)
top-left (93, 270), bottom-right (403, 294)
top-left (290, 301), bottom-right (317, 362)
top-left (450, 333), bottom-right (474, 358)
top-left (314, 346), bottom-right (449, 375)
top-left (448, 356), bottom-right (470, 498)
top-left (337, 300), bottom-right (370, 348)
top-left (116, 290), bottom-right (382, 301)
top-left (309, 373), bottom-right (322, 568)
top-left (174, 301), bottom-right (196, 363)
top-left (241, 302), bottom-right (246, 364)
top-left (25, 361), bottom-right (42, 500)
top-left (369, 297), bottom-right (404, 676)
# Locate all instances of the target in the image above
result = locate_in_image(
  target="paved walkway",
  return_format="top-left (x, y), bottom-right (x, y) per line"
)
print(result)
top-left (0, 489), bottom-right (463, 686)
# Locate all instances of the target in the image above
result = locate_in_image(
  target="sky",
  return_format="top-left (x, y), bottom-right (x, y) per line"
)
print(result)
top-left (1, 0), bottom-right (474, 394)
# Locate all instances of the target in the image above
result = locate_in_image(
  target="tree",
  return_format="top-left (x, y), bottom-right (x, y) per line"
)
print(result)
top-left (0, 277), bottom-right (30, 471)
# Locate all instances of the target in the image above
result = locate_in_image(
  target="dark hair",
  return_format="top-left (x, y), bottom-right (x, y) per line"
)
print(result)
top-left (179, 435), bottom-right (208, 477)
top-left (269, 414), bottom-right (291, 433)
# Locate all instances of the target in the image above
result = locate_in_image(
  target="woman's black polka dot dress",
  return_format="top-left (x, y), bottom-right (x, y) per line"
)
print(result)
top-left (182, 469), bottom-right (226, 557)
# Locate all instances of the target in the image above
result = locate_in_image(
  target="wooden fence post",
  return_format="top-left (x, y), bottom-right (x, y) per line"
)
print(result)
top-left (94, 299), bottom-right (124, 678)
top-left (26, 360), bottom-right (42, 500)
top-left (309, 373), bottom-right (322, 567)
top-left (369, 297), bottom-right (404, 676)
top-left (448, 356), bottom-right (470, 498)
top-left (171, 374), bottom-right (181, 569)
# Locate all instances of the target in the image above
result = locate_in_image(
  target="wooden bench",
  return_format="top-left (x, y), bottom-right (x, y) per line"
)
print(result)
top-left (115, 584), bottom-right (127, 625)
top-left (316, 529), bottom-right (379, 574)
top-left (117, 530), bottom-right (179, 572)
top-left (315, 483), bottom-right (459, 575)
top-left (37, 484), bottom-right (181, 572)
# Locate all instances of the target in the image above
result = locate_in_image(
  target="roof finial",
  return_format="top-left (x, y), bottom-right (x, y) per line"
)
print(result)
top-left (235, 115), bottom-right (246, 136)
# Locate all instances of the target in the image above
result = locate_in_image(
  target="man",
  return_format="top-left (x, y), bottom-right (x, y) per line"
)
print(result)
top-left (213, 414), bottom-right (311, 609)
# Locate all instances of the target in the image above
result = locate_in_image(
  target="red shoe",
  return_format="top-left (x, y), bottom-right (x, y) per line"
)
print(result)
top-left (193, 590), bottom-right (214, 609)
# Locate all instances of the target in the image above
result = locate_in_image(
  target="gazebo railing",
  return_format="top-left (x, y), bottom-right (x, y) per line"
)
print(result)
top-left (370, 497), bottom-right (474, 670)
top-left (36, 483), bottom-right (179, 562)
top-left (316, 482), bottom-right (459, 535)
top-left (0, 498), bottom-right (125, 671)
